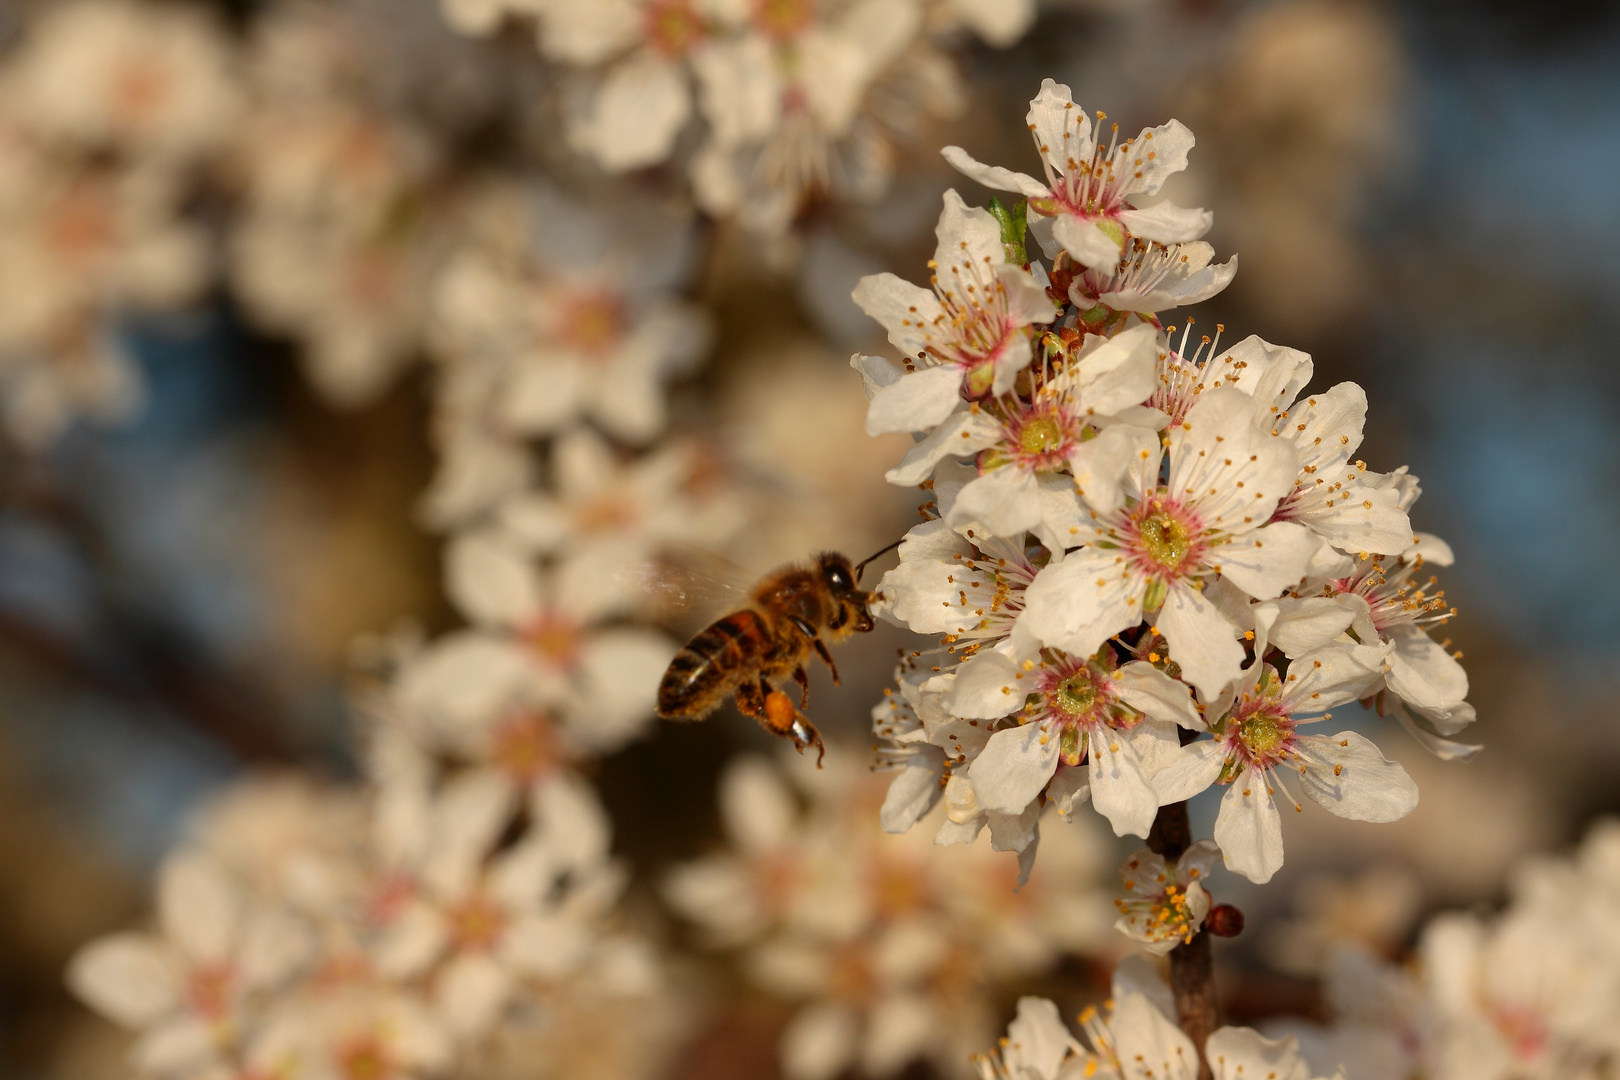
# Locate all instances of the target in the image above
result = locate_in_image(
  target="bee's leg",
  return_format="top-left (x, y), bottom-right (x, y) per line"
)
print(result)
top-left (761, 682), bottom-right (826, 768)
top-left (792, 665), bottom-right (811, 708)
top-left (811, 637), bottom-right (840, 685)
top-left (734, 679), bottom-right (767, 720)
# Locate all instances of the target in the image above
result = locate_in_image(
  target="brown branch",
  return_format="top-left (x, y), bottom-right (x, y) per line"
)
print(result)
top-left (1148, 797), bottom-right (1218, 1080)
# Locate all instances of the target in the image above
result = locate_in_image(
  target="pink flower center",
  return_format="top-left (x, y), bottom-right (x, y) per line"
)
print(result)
top-left (523, 612), bottom-right (582, 671)
top-left (338, 1034), bottom-right (395, 1080)
top-left (1328, 560), bottom-right (1452, 637)
top-left (1024, 653), bottom-right (1126, 766)
top-left (113, 59), bottom-right (171, 124)
top-left (1224, 682), bottom-right (1296, 771)
top-left (753, 0), bottom-right (814, 41)
top-left (643, 0), bottom-right (707, 57)
top-left (556, 288), bottom-right (626, 357)
top-left (984, 398), bottom-right (1080, 474)
top-left (446, 892), bottom-right (506, 952)
top-left (185, 962), bottom-right (236, 1022)
top-left (1121, 495), bottom-right (1206, 581)
top-left (489, 711), bottom-right (560, 784)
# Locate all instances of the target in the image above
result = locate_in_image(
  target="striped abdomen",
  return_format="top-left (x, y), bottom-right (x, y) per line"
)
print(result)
top-left (658, 609), bottom-right (774, 719)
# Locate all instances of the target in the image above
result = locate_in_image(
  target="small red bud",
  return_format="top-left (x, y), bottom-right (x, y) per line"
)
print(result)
top-left (1206, 904), bottom-right (1244, 937)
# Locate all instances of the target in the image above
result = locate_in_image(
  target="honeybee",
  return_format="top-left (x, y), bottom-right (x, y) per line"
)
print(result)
top-left (656, 547), bottom-right (896, 764)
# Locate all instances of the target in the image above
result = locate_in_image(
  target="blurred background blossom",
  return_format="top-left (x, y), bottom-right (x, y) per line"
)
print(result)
top-left (1, 0), bottom-right (1619, 1078)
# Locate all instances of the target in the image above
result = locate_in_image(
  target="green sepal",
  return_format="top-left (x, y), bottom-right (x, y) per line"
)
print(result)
top-left (1143, 578), bottom-right (1168, 613)
top-left (987, 196), bottom-right (1029, 265)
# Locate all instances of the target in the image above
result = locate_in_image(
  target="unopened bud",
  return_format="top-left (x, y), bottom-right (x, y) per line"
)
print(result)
top-left (1207, 903), bottom-right (1244, 937)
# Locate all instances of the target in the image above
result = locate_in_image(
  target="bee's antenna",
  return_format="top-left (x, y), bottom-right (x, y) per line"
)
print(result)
top-left (854, 538), bottom-right (904, 583)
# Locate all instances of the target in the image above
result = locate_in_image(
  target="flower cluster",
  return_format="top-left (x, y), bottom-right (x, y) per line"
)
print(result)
top-left (665, 752), bottom-right (1119, 1080)
top-left (445, 0), bottom-right (1035, 239)
top-left (859, 79), bottom-right (1474, 885)
top-left (973, 961), bottom-right (1338, 1080)
top-left (1274, 819), bottom-right (1620, 1080)
top-left (66, 767), bottom-right (679, 1080)
top-left (0, 0), bottom-right (235, 445)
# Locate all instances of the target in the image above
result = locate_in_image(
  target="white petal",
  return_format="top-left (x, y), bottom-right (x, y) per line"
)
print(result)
top-left (1111, 957), bottom-right (1177, 1023)
top-left (1169, 387), bottom-right (1300, 529)
top-left (1298, 731), bottom-right (1419, 823)
top-left (1074, 322), bottom-right (1160, 416)
top-left (880, 747), bottom-right (946, 833)
top-left (532, 770), bottom-right (612, 871)
top-left (948, 650), bottom-right (1031, 720)
top-left (1150, 738), bottom-right (1224, 805)
top-left (720, 755), bottom-right (797, 853)
top-left (1067, 424), bottom-right (1160, 517)
top-left (1384, 627), bottom-right (1469, 712)
top-left (444, 529), bottom-right (540, 628)
top-left (1052, 212), bottom-right (1123, 269)
top-left (1004, 996), bottom-right (1077, 1079)
top-left (971, 724), bottom-right (1060, 815)
top-left (1279, 646), bottom-right (1385, 712)
top-left (436, 953), bottom-right (512, 1038)
top-left (884, 410), bottom-right (999, 486)
top-left (573, 628), bottom-right (675, 750)
top-left (1216, 521), bottom-right (1315, 601)
top-left (1086, 727), bottom-right (1159, 838)
top-left (932, 188), bottom-right (1007, 276)
top-left (1295, 471), bottom-right (1413, 556)
top-left (1268, 596), bottom-right (1358, 658)
top-left (860, 995), bottom-right (936, 1077)
top-left (569, 51), bottom-right (690, 171)
top-left (157, 851), bottom-right (239, 963)
top-left (426, 771), bottom-right (518, 896)
top-left (949, 0), bottom-right (1035, 46)
top-left (987, 799), bottom-right (1041, 853)
top-left (1111, 992), bottom-right (1200, 1080)
top-left (1113, 661), bottom-right (1201, 728)
top-left (851, 272), bottom-right (943, 361)
top-left (1022, 546), bottom-right (1147, 658)
top-left (397, 631), bottom-right (537, 735)
top-left (939, 144), bottom-right (1050, 199)
top-left (66, 934), bottom-right (181, 1027)
top-left (851, 351), bottom-right (905, 400)
top-left (947, 464), bottom-right (1042, 542)
top-left (781, 1002), bottom-right (859, 1080)
top-left (1048, 764), bottom-right (1090, 822)
top-left (1118, 201), bottom-right (1212, 245)
top-left (1119, 119), bottom-right (1197, 197)
top-left (1032, 473), bottom-right (1090, 553)
top-left (504, 913), bottom-right (590, 978)
top-left (1205, 1027), bottom-right (1312, 1080)
top-left (132, 1018), bottom-right (216, 1075)
top-left (1214, 770), bottom-right (1285, 884)
top-left (865, 365), bottom-right (963, 436)
top-left (1153, 582), bottom-right (1245, 702)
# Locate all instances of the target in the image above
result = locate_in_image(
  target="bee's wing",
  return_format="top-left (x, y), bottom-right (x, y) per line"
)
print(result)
top-left (616, 549), bottom-right (758, 637)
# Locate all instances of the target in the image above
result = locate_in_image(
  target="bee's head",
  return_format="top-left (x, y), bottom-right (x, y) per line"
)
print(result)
top-left (816, 552), bottom-right (875, 635)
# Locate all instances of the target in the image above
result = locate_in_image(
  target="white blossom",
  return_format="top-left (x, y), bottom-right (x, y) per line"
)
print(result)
top-left (944, 79), bottom-right (1212, 270)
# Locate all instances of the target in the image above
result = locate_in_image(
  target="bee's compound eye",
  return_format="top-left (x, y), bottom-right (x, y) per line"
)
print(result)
top-left (825, 564), bottom-right (853, 593)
